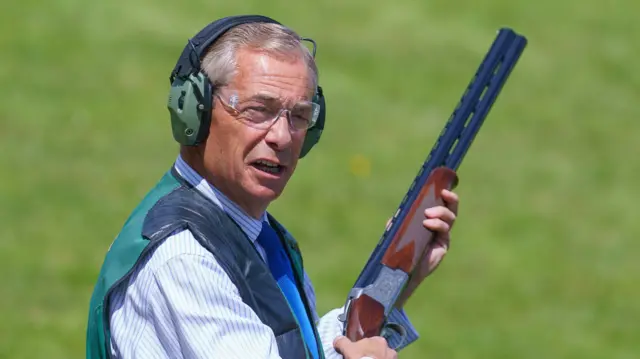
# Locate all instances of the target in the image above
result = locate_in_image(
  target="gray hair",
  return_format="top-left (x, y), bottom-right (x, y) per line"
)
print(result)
top-left (200, 22), bottom-right (318, 94)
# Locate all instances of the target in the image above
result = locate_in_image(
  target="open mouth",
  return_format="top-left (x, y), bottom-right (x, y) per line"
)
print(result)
top-left (250, 159), bottom-right (285, 175)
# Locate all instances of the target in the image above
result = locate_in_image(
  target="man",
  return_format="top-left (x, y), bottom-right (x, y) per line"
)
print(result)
top-left (85, 15), bottom-right (459, 359)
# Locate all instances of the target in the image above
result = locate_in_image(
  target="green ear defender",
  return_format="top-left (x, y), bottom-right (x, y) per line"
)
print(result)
top-left (167, 15), bottom-right (326, 158)
top-left (167, 72), bottom-right (212, 146)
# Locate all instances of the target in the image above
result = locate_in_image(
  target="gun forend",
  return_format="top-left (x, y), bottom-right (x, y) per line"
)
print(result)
top-left (342, 167), bottom-right (458, 342)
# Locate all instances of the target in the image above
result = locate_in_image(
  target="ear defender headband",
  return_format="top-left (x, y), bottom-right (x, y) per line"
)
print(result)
top-left (167, 14), bottom-right (326, 158)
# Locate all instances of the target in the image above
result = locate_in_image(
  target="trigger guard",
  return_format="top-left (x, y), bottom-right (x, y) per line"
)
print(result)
top-left (380, 321), bottom-right (407, 350)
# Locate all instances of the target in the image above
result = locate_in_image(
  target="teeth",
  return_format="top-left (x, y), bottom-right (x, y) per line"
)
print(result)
top-left (255, 160), bottom-right (278, 168)
top-left (253, 159), bottom-right (282, 174)
top-left (260, 166), bottom-right (279, 174)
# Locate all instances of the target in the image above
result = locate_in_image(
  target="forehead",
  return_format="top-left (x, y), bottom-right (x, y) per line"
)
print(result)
top-left (230, 47), bottom-right (313, 100)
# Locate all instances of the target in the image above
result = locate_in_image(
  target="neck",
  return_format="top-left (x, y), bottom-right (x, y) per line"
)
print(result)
top-left (179, 147), bottom-right (267, 220)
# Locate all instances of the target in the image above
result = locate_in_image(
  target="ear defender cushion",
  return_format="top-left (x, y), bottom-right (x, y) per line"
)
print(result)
top-left (300, 85), bottom-right (326, 158)
top-left (167, 72), bottom-right (212, 146)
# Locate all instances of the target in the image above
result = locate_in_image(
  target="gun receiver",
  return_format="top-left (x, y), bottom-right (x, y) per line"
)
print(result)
top-left (339, 28), bottom-right (528, 344)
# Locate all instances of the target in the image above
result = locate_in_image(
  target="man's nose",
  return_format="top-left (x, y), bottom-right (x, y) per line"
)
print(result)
top-left (264, 112), bottom-right (293, 150)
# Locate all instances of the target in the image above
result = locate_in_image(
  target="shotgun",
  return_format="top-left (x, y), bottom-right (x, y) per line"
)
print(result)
top-left (338, 28), bottom-right (528, 345)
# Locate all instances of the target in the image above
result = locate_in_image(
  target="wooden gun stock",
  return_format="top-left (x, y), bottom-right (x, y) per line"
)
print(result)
top-left (344, 167), bottom-right (458, 341)
top-left (344, 293), bottom-right (386, 341)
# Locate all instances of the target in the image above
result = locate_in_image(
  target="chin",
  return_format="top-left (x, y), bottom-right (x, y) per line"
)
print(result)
top-left (250, 184), bottom-right (285, 201)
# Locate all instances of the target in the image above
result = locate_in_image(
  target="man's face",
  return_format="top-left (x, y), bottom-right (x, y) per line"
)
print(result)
top-left (201, 47), bottom-right (313, 218)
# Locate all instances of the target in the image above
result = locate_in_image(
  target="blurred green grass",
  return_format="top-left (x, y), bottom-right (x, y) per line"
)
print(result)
top-left (1, 0), bottom-right (638, 358)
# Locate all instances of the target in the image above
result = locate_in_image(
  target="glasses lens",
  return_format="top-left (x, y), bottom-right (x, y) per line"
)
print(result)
top-left (289, 102), bottom-right (312, 130)
top-left (291, 102), bottom-right (320, 130)
top-left (221, 91), bottom-right (320, 131)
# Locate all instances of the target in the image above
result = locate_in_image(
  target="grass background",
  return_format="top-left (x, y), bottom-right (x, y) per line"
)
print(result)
top-left (1, 0), bottom-right (638, 358)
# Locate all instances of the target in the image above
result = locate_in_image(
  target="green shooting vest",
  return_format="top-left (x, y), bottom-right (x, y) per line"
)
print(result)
top-left (85, 167), bottom-right (325, 359)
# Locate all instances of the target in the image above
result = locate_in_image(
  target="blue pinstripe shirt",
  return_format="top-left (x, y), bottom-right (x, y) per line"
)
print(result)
top-left (107, 155), bottom-right (418, 358)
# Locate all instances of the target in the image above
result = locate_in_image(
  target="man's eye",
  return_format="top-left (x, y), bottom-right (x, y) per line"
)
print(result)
top-left (292, 107), bottom-right (312, 120)
top-left (241, 105), bottom-right (266, 113)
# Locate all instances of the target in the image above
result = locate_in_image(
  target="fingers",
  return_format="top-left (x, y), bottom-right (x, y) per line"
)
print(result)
top-left (441, 189), bottom-right (459, 214)
top-left (424, 205), bottom-right (456, 224)
top-left (370, 335), bottom-right (388, 347)
top-left (366, 337), bottom-right (397, 359)
top-left (423, 218), bottom-right (451, 233)
top-left (389, 190), bottom-right (458, 233)
top-left (424, 206), bottom-right (455, 237)
top-left (424, 190), bottom-right (458, 233)
top-left (428, 241), bottom-right (449, 262)
top-left (333, 335), bottom-right (397, 359)
top-left (415, 234), bottom-right (451, 277)
top-left (333, 336), bottom-right (351, 355)
top-left (418, 244), bottom-right (448, 277)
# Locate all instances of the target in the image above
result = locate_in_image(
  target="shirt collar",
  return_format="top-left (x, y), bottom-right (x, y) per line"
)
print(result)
top-left (173, 154), bottom-right (267, 243)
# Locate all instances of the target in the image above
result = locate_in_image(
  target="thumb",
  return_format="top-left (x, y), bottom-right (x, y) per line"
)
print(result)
top-left (333, 335), bottom-right (353, 355)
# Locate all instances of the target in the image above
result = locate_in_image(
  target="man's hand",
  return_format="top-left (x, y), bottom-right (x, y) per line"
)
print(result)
top-left (334, 336), bottom-right (398, 359)
top-left (417, 188), bottom-right (458, 275)
top-left (392, 188), bottom-right (459, 308)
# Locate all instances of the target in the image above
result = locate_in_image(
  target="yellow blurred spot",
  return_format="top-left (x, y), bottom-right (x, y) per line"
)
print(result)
top-left (349, 154), bottom-right (371, 178)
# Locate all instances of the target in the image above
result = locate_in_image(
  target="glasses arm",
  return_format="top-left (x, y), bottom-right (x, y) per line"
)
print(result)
top-left (301, 37), bottom-right (317, 58)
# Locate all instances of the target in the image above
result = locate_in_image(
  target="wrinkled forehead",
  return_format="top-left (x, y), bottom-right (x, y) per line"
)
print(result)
top-left (228, 49), bottom-right (315, 101)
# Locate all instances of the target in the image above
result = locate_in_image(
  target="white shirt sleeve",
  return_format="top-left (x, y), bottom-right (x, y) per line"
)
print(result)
top-left (315, 307), bottom-right (419, 359)
top-left (108, 230), bottom-right (418, 359)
